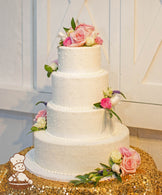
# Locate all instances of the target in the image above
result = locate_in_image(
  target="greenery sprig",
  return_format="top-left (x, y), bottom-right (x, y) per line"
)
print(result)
top-left (28, 101), bottom-right (47, 134)
top-left (93, 102), bottom-right (122, 123)
top-left (70, 162), bottom-right (121, 186)
top-left (44, 64), bottom-right (58, 78)
top-left (63, 17), bottom-right (76, 33)
top-left (94, 87), bottom-right (126, 123)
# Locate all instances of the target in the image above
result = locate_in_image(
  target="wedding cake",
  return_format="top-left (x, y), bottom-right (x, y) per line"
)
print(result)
top-left (24, 20), bottom-right (129, 182)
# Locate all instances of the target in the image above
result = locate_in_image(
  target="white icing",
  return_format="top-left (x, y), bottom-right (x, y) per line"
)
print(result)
top-left (47, 102), bottom-right (114, 139)
top-left (25, 123), bottom-right (129, 181)
top-left (58, 45), bottom-right (101, 73)
top-left (51, 70), bottom-right (108, 107)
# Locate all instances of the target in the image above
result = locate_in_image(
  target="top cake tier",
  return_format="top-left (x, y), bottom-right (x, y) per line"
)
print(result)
top-left (58, 45), bottom-right (101, 73)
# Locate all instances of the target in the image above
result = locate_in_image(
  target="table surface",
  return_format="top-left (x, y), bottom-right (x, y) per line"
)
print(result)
top-left (0, 146), bottom-right (162, 194)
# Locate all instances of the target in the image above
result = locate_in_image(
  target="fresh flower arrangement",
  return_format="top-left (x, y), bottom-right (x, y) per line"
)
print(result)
top-left (59, 18), bottom-right (103, 47)
top-left (29, 101), bottom-right (47, 133)
top-left (70, 147), bottom-right (141, 186)
top-left (44, 60), bottom-right (58, 78)
top-left (94, 87), bottom-right (126, 123)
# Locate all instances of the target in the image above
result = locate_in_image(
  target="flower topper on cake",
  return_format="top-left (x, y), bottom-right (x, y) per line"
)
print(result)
top-left (70, 147), bottom-right (141, 186)
top-left (94, 87), bottom-right (126, 123)
top-left (59, 18), bottom-right (103, 47)
top-left (44, 18), bottom-right (103, 77)
top-left (29, 101), bottom-right (47, 133)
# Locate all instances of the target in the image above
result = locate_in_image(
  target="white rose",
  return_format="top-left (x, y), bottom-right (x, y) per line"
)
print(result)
top-left (111, 94), bottom-right (121, 106)
top-left (50, 63), bottom-right (58, 71)
top-left (112, 164), bottom-right (120, 174)
top-left (34, 117), bottom-right (46, 129)
top-left (58, 32), bottom-right (67, 41)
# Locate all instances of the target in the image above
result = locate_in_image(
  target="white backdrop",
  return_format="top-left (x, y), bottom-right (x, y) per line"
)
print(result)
top-left (0, 0), bottom-right (162, 163)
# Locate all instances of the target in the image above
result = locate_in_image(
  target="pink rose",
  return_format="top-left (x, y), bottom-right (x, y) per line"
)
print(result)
top-left (95, 36), bottom-right (103, 45)
top-left (75, 24), bottom-right (95, 37)
top-left (131, 150), bottom-right (141, 167)
top-left (34, 110), bottom-right (47, 121)
top-left (120, 148), bottom-right (141, 176)
top-left (120, 156), bottom-right (137, 175)
top-left (70, 28), bottom-right (86, 47)
top-left (63, 37), bottom-right (72, 46)
top-left (119, 147), bottom-right (132, 157)
top-left (100, 98), bottom-right (112, 109)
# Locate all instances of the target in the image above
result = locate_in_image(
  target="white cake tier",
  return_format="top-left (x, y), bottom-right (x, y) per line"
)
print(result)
top-left (24, 123), bottom-right (129, 182)
top-left (51, 69), bottom-right (108, 107)
top-left (58, 45), bottom-right (101, 73)
top-left (47, 102), bottom-right (114, 139)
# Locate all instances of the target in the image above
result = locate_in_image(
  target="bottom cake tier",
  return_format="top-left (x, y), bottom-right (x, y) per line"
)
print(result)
top-left (24, 122), bottom-right (129, 182)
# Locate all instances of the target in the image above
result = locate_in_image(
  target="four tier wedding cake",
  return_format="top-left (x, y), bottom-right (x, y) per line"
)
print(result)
top-left (24, 20), bottom-right (130, 182)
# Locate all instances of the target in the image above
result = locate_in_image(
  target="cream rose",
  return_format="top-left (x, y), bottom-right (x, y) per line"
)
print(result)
top-left (110, 150), bottom-right (122, 164)
top-left (85, 36), bottom-right (95, 46)
top-left (34, 117), bottom-right (46, 129)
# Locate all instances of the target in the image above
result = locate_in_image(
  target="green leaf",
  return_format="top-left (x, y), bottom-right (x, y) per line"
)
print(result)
top-left (71, 17), bottom-right (76, 30)
top-left (35, 101), bottom-right (47, 106)
top-left (103, 169), bottom-right (109, 177)
top-left (93, 102), bottom-right (102, 108)
top-left (27, 130), bottom-right (34, 134)
top-left (47, 71), bottom-right (52, 78)
top-left (93, 176), bottom-right (102, 186)
top-left (44, 65), bottom-right (53, 72)
top-left (63, 27), bottom-right (70, 32)
top-left (83, 173), bottom-right (90, 179)
top-left (109, 109), bottom-right (122, 123)
top-left (70, 180), bottom-right (83, 186)
top-left (119, 91), bottom-right (126, 99)
top-left (115, 173), bottom-right (122, 182)
top-left (107, 172), bottom-right (113, 177)
top-left (76, 175), bottom-right (86, 181)
top-left (109, 158), bottom-right (114, 167)
top-left (95, 168), bottom-right (101, 172)
top-left (31, 126), bottom-right (38, 131)
top-left (59, 39), bottom-right (63, 46)
top-left (100, 163), bottom-right (111, 169)
top-left (28, 126), bottom-right (39, 134)
top-left (44, 64), bottom-right (54, 78)
top-left (109, 111), bottom-right (113, 118)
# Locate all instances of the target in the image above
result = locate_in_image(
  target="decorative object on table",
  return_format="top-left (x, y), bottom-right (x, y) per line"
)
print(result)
top-left (8, 153), bottom-right (33, 189)
top-left (70, 147), bottom-right (141, 186)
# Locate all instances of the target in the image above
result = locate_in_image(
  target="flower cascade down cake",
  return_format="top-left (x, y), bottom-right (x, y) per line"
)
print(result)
top-left (24, 19), bottom-right (130, 182)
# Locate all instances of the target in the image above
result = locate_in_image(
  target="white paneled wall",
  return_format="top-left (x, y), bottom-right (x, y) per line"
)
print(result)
top-left (0, 0), bottom-right (161, 166)
top-left (0, 0), bottom-right (51, 163)
top-left (0, 110), bottom-right (33, 164)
